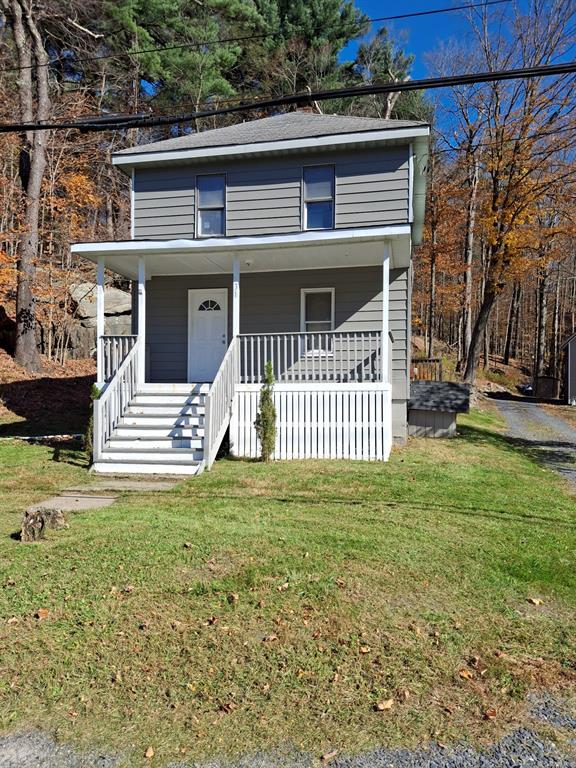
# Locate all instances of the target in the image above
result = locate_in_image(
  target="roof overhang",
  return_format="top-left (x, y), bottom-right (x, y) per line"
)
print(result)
top-left (71, 224), bottom-right (412, 280)
top-left (112, 126), bottom-right (430, 169)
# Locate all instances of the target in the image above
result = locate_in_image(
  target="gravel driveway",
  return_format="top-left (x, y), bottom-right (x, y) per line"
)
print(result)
top-left (2, 698), bottom-right (576, 767)
top-left (491, 396), bottom-right (576, 490)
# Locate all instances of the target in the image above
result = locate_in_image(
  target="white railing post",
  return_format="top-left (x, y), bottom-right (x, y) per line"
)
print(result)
top-left (232, 255), bottom-right (240, 338)
top-left (96, 256), bottom-right (105, 385)
top-left (382, 243), bottom-right (391, 385)
top-left (137, 256), bottom-right (146, 385)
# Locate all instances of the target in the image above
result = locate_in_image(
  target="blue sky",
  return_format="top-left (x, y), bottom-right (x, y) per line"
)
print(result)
top-left (339, 0), bottom-right (512, 77)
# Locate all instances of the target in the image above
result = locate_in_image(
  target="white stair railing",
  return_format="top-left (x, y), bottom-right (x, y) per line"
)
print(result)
top-left (204, 336), bottom-right (240, 470)
top-left (93, 339), bottom-right (141, 461)
top-left (238, 331), bottom-right (382, 384)
top-left (101, 335), bottom-right (138, 383)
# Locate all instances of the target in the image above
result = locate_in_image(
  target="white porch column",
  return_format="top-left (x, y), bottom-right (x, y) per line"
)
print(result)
top-left (138, 256), bottom-right (146, 384)
top-left (232, 255), bottom-right (240, 337)
top-left (96, 256), bottom-right (105, 384)
top-left (382, 242), bottom-right (391, 384)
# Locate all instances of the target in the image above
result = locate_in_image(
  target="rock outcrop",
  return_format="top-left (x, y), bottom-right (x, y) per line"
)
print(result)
top-left (68, 282), bottom-right (132, 358)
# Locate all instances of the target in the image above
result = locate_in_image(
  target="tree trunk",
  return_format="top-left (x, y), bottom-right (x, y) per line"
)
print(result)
top-left (550, 264), bottom-right (561, 377)
top-left (535, 264), bottom-right (549, 378)
top-left (427, 250), bottom-right (436, 358)
top-left (3, 0), bottom-right (50, 372)
top-left (503, 282), bottom-right (520, 365)
top-left (463, 282), bottom-right (497, 383)
top-left (462, 157), bottom-right (479, 365)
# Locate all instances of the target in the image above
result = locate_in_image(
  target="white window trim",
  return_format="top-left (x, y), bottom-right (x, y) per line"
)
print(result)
top-left (302, 165), bottom-right (335, 231)
top-left (196, 173), bottom-right (227, 238)
top-left (300, 287), bottom-right (336, 333)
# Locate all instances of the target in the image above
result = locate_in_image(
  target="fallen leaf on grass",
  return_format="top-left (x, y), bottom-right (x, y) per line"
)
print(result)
top-left (262, 634), bottom-right (278, 642)
top-left (484, 708), bottom-right (497, 720)
top-left (7, 617), bottom-right (19, 625)
top-left (35, 609), bottom-right (49, 621)
top-left (321, 750), bottom-right (338, 762)
top-left (359, 645), bottom-right (371, 654)
top-left (145, 745), bottom-right (155, 759)
top-left (123, 585), bottom-right (135, 594)
top-left (277, 582), bottom-right (290, 592)
top-left (527, 597), bottom-right (544, 606)
top-left (458, 668), bottom-right (474, 680)
top-left (375, 699), bottom-right (394, 711)
top-left (227, 593), bottom-right (239, 604)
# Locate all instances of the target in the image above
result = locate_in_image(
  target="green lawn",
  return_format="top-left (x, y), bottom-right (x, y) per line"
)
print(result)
top-left (0, 411), bottom-right (575, 766)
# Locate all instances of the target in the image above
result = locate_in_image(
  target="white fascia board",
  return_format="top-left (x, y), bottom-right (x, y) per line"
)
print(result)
top-left (71, 224), bottom-right (412, 258)
top-left (112, 126), bottom-right (431, 168)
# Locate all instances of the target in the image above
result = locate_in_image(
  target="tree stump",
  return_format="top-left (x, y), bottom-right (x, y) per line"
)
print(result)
top-left (21, 507), bottom-right (68, 542)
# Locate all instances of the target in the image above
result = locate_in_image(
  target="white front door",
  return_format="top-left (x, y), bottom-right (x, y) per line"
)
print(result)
top-left (187, 288), bottom-right (228, 382)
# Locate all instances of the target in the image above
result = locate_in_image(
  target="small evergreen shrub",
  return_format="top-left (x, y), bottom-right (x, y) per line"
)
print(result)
top-left (254, 361), bottom-right (276, 462)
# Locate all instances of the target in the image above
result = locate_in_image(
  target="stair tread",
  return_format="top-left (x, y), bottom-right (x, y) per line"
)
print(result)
top-left (95, 459), bottom-right (203, 466)
top-left (105, 447), bottom-right (201, 454)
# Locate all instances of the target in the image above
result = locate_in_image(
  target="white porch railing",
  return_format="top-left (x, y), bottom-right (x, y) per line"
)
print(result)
top-left (204, 336), bottom-right (240, 470)
top-left (238, 331), bottom-right (383, 384)
top-left (94, 339), bottom-right (140, 460)
top-left (101, 335), bottom-right (138, 383)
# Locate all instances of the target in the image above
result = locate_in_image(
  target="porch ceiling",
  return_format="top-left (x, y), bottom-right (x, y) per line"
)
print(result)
top-left (71, 225), bottom-right (411, 279)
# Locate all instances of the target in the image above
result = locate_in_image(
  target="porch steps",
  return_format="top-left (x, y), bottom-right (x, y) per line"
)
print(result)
top-left (92, 384), bottom-right (208, 476)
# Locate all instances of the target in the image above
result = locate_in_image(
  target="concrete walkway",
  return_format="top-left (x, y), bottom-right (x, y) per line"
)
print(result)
top-left (31, 477), bottom-right (182, 515)
top-left (491, 396), bottom-right (576, 490)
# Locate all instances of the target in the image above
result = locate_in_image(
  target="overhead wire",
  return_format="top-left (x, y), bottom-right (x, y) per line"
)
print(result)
top-left (0, 59), bottom-right (574, 134)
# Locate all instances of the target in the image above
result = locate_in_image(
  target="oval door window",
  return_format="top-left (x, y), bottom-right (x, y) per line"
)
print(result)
top-left (198, 299), bottom-right (221, 311)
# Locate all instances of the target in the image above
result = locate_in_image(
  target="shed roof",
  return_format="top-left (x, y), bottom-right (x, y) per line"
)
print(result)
top-left (115, 112), bottom-right (428, 157)
top-left (409, 381), bottom-right (470, 414)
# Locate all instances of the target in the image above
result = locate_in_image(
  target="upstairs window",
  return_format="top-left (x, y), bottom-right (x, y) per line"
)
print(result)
top-left (197, 174), bottom-right (225, 237)
top-left (303, 166), bottom-right (334, 230)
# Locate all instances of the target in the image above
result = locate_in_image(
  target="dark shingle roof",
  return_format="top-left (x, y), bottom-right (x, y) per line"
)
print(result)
top-left (409, 382), bottom-right (470, 414)
top-left (115, 112), bottom-right (428, 156)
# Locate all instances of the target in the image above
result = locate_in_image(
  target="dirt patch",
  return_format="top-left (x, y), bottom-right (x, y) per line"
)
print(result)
top-left (0, 349), bottom-right (95, 436)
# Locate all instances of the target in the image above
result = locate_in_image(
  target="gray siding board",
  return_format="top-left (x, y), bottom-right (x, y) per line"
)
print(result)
top-left (228, 208), bottom-right (301, 222)
top-left (133, 146), bottom-right (409, 239)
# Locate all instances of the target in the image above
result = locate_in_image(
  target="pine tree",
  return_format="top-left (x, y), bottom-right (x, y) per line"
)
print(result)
top-left (254, 361), bottom-right (276, 462)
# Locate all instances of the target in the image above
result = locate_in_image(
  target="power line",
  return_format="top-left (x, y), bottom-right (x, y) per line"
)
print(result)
top-left (0, 59), bottom-right (574, 134)
top-left (0, 0), bottom-right (511, 75)
top-left (433, 122), bottom-right (576, 155)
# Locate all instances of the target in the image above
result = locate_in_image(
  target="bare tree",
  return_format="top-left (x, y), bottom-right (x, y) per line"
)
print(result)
top-left (1, 0), bottom-right (51, 371)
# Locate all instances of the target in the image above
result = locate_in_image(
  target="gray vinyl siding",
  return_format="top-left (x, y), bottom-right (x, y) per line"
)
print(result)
top-left (133, 147), bottom-right (409, 240)
top-left (145, 266), bottom-right (410, 438)
top-left (133, 169), bottom-right (196, 239)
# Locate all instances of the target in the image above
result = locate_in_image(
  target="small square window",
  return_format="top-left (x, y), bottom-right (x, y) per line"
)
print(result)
top-left (303, 166), bottom-right (334, 230)
top-left (306, 201), bottom-right (333, 230)
top-left (197, 174), bottom-right (225, 237)
top-left (199, 209), bottom-right (224, 237)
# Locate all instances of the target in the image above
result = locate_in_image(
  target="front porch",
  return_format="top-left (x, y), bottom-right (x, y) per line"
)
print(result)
top-left (72, 226), bottom-right (409, 473)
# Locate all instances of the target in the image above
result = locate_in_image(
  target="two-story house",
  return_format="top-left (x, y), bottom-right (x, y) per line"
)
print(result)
top-left (72, 111), bottom-right (430, 474)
